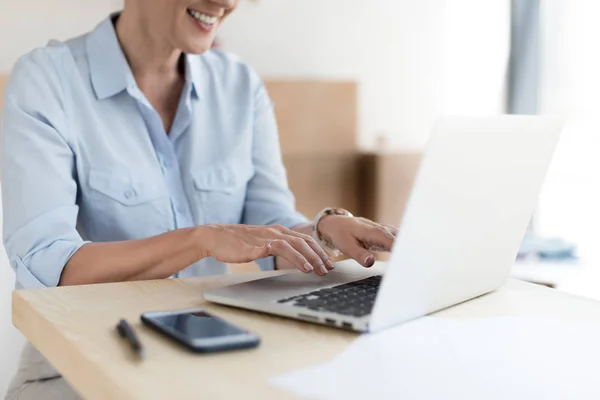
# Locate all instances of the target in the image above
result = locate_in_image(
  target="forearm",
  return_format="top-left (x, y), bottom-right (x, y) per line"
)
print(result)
top-left (59, 227), bottom-right (204, 286)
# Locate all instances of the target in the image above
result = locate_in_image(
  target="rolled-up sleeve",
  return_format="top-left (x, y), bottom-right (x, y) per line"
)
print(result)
top-left (242, 81), bottom-right (308, 271)
top-left (1, 49), bottom-right (89, 289)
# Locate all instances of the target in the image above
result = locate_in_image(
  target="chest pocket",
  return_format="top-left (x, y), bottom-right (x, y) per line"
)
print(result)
top-left (193, 161), bottom-right (255, 224)
top-left (86, 169), bottom-right (171, 239)
top-left (89, 169), bottom-right (165, 205)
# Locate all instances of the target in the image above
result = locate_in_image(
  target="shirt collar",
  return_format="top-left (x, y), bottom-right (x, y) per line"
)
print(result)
top-left (185, 54), bottom-right (202, 99)
top-left (87, 14), bottom-right (202, 100)
top-left (87, 14), bottom-right (135, 100)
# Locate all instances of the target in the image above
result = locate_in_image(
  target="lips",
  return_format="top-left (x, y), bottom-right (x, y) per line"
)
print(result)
top-left (187, 8), bottom-right (219, 26)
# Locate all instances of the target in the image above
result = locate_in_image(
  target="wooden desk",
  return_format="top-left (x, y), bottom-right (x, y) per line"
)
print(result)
top-left (12, 272), bottom-right (600, 400)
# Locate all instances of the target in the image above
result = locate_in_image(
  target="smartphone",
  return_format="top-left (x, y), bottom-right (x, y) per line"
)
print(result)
top-left (141, 308), bottom-right (260, 353)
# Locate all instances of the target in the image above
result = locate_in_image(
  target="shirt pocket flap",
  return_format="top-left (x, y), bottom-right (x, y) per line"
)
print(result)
top-left (89, 169), bottom-right (164, 206)
top-left (193, 162), bottom-right (255, 194)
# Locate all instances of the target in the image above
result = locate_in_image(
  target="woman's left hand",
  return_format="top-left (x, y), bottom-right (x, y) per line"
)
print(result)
top-left (318, 216), bottom-right (398, 268)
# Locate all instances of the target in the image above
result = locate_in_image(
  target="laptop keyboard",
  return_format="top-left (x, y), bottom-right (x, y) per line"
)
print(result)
top-left (276, 275), bottom-right (382, 318)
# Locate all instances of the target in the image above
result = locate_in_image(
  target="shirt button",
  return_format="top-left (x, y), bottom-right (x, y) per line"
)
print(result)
top-left (124, 190), bottom-right (135, 199)
top-left (10, 261), bottom-right (17, 269)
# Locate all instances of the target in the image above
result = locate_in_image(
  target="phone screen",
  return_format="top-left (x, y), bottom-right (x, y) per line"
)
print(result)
top-left (151, 311), bottom-right (248, 339)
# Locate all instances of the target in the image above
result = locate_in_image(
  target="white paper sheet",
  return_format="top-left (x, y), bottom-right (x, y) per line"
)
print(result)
top-left (271, 317), bottom-right (600, 400)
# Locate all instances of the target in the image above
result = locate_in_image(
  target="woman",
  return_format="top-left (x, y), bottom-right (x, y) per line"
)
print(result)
top-left (1, 0), bottom-right (397, 398)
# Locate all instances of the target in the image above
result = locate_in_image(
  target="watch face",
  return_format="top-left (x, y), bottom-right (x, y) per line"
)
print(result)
top-left (328, 208), bottom-right (353, 217)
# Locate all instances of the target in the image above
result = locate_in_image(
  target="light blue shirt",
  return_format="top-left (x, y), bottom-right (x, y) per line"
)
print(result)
top-left (1, 16), bottom-right (306, 289)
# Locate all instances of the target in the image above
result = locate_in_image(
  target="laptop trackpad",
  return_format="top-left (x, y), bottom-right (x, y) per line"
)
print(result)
top-left (209, 271), bottom-right (371, 303)
top-left (206, 260), bottom-right (387, 303)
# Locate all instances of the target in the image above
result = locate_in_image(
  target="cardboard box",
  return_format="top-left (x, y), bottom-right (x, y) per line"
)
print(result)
top-left (265, 81), bottom-right (357, 156)
top-left (359, 152), bottom-right (422, 227)
top-left (284, 153), bottom-right (362, 220)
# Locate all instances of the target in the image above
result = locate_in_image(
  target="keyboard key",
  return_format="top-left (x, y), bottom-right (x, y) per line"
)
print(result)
top-left (275, 275), bottom-right (383, 318)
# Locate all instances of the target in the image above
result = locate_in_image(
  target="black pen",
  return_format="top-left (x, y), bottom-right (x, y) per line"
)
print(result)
top-left (116, 319), bottom-right (145, 360)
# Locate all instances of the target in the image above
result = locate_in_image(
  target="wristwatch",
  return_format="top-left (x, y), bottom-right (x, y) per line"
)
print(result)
top-left (312, 207), bottom-right (353, 257)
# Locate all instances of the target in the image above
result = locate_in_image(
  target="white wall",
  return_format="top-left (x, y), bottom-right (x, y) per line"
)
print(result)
top-left (0, 0), bottom-right (122, 71)
top-left (219, 0), bottom-right (510, 150)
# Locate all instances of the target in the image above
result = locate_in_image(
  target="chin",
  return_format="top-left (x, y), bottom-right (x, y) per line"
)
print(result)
top-left (179, 38), bottom-right (216, 55)
top-left (184, 44), bottom-right (213, 55)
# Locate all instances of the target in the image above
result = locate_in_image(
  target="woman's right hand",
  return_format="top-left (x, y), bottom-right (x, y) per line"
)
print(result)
top-left (198, 224), bottom-right (334, 276)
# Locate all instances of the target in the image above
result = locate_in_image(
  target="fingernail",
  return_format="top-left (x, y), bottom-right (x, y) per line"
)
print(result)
top-left (326, 260), bottom-right (335, 270)
top-left (304, 263), bottom-right (314, 273)
top-left (321, 264), bottom-right (329, 274)
top-left (363, 255), bottom-right (375, 267)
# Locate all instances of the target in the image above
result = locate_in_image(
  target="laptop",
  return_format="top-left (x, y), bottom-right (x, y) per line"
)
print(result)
top-left (204, 116), bottom-right (564, 333)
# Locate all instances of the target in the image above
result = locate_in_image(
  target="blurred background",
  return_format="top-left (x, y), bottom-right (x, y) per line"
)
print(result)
top-left (1, 0), bottom-right (599, 393)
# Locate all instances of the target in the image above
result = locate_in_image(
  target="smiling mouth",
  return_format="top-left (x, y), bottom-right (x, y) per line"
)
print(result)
top-left (187, 9), bottom-right (219, 26)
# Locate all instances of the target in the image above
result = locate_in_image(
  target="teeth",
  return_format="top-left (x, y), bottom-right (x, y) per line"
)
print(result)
top-left (188, 9), bottom-right (218, 25)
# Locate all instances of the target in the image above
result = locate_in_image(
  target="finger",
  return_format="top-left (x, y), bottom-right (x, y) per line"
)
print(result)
top-left (264, 225), bottom-right (334, 272)
top-left (358, 218), bottom-right (398, 236)
top-left (336, 239), bottom-right (376, 268)
top-left (282, 230), bottom-right (334, 271)
top-left (306, 238), bottom-right (336, 271)
top-left (383, 224), bottom-right (399, 237)
top-left (368, 225), bottom-right (397, 252)
top-left (228, 242), bottom-right (271, 263)
top-left (246, 243), bottom-right (271, 261)
top-left (268, 240), bottom-right (315, 274)
top-left (285, 235), bottom-right (329, 275)
top-left (355, 221), bottom-right (397, 251)
top-left (357, 217), bottom-right (381, 227)
top-left (360, 225), bottom-right (395, 252)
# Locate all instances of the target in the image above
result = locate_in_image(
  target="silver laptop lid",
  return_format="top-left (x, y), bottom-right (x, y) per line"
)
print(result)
top-left (369, 116), bottom-right (563, 332)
